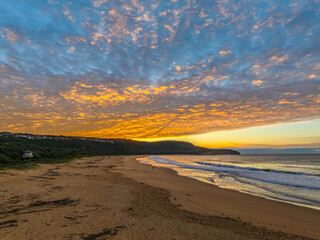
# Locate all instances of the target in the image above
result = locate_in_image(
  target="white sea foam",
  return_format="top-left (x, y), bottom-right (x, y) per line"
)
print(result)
top-left (138, 154), bottom-right (320, 209)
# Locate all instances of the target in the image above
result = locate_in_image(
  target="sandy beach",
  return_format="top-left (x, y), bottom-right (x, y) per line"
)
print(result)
top-left (0, 156), bottom-right (319, 240)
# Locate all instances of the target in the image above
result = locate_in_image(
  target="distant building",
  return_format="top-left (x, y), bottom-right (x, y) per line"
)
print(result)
top-left (23, 150), bottom-right (33, 158)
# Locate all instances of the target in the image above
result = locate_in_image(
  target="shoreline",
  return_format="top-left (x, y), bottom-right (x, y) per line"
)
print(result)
top-left (135, 156), bottom-right (320, 211)
top-left (0, 155), bottom-right (319, 239)
top-left (116, 156), bottom-right (320, 239)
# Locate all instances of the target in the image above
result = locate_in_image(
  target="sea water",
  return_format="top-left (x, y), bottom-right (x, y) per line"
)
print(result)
top-left (137, 154), bottom-right (320, 210)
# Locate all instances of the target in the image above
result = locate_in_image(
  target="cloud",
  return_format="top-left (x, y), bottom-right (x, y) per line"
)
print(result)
top-left (308, 74), bottom-right (316, 79)
top-left (252, 80), bottom-right (263, 86)
top-left (219, 50), bottom-right (231, 56)
top-left (1, 28), bottom-right (19, 43)
top-left (0, 0), bottom-right (319, 138)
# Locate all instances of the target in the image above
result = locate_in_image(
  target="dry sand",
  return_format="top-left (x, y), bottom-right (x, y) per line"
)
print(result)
top-left (0, 156), bottom-right (319, 240)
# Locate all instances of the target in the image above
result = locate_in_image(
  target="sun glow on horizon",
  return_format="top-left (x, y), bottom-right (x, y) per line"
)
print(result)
top-left (0, 1), bottom-right (319, 146)
top-left (135, 120), bottom-right (320, 149)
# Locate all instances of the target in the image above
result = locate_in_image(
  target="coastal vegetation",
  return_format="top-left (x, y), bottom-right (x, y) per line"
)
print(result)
top-left (0, 132), bottom-right (239, 169)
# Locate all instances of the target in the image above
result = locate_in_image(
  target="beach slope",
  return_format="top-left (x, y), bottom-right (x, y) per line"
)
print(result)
top-left (0, 156), bottom-right (319, 239)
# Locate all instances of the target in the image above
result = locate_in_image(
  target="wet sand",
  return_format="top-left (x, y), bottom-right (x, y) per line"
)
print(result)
top-left (0, 156), bottom-right (319, 240)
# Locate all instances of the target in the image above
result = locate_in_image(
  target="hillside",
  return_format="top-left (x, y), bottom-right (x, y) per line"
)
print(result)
top-left (0, 132), bottom-right (240, 169)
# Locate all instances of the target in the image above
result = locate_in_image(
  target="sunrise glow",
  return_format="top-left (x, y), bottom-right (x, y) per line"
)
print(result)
top-left (0, 0), bottom-right (319, 148)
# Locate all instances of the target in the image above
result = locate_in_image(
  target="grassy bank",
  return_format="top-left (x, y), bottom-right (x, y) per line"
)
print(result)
top-left (0, 132), bottom-right (240, 170)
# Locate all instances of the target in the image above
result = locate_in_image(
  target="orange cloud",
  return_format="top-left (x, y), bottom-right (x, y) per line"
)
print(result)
top-left (308, 74), bottom-right (316, 79)
top-left (252, 80), bottom-right (264, 86)
top-left (219, 50), bottom-right (231, 56)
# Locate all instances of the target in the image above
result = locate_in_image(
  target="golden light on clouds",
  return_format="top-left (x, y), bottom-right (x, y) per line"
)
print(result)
top-left (219, 50), bottom-right (231, 56)
top-left (0, 0), bottom-right (319, 148)
top-left (2, 76), bottom-right (318, 140)
top-left (252, 80), bottom-right (264, 86)
top-left (309, 74), bottom-right (316, 79)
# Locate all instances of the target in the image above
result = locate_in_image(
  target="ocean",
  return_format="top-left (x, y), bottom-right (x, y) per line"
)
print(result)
top-left (137, 154), bottom-right (320, 210)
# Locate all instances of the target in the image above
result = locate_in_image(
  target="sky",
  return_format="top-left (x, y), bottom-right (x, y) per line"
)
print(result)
top-left (0, 0), bottom-right (319, 148)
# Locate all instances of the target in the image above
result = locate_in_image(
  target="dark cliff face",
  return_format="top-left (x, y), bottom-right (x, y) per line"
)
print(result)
top-left (0, 132), bottom-right (240, 167)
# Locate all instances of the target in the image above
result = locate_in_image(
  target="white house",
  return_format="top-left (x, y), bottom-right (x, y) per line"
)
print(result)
top-left (23, 150), bottom-right (33, 158)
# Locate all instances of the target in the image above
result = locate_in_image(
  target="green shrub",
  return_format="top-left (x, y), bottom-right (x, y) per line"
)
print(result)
top-left (9, 152), bottom-right (20, 159)
top-left (0, 154), bottom-right (9, 164)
